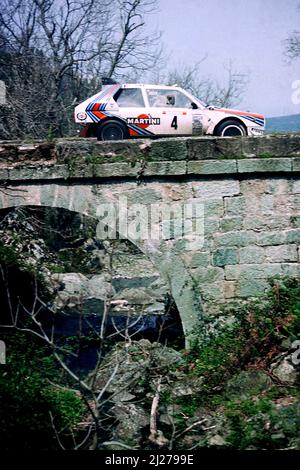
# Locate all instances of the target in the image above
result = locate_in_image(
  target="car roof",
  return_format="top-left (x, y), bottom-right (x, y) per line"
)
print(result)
top-left (121, 83), bottom-right (179, 89)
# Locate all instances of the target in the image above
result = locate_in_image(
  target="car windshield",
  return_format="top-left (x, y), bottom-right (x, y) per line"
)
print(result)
top-left (187, 92), bottom-right (207, 108)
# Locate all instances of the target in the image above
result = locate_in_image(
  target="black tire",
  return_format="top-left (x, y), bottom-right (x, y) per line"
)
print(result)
top-left (97, 120), bottom-right (128, 141)
top-left (215, 120), bottom-right (246, 137)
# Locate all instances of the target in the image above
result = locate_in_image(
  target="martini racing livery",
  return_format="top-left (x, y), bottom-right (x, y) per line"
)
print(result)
top-left (74, 83), bottom-right (265, 140)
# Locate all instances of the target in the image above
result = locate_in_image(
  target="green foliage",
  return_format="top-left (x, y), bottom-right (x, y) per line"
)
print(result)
top-left (225, 398), bottom-right (300, 449)
top-left (0, 332), bottom-right (84, 450)
top-left (46, 125), bottom-right (55, 141)
top-left (0, 240), bottom-right (53, 308)
top-left (183, 278), bottom-right (300, 404)
top-left (258, 152), bottom-right (273, 158)
top-left (175, 396), bottom-right (199, 417)
top-left (45, 246), bottom-right (97, 274)
top-left (47, 264), bottom-right (66, 273)
top-left (0, 244), bottom-right (20, 266)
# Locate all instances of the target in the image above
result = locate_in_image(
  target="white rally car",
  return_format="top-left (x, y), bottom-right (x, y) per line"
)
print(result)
top-left (74, 83), bottom-right (265, 140)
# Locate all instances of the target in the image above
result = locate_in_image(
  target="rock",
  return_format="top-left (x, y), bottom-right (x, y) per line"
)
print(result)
top-left (111, 391), bottom-right (136, 403)
top-left (225, 370), bottom-right (272, 399)
top-left (280, 338), bottom-right (293, 351)
top-left (111, 403), bottom-right (149, 445)
top-left (90, 340), bottom-right (183, 396)
top-left (208, 434), bottom-right (226, 447)
top-left (271, 356), bottom-right (299, 384)
top-left (83, 238), bottom-right (111, 271)
top-left (170, 376), bottom-right (204, 397)
top-left (144, 302), bottom-right (166, 315)
top-left (150, 343), bottom-right (183, 369)
top-left (113, 287), bottom-right (156, 305)
top-left (51, 272), bottom-right (115, 311)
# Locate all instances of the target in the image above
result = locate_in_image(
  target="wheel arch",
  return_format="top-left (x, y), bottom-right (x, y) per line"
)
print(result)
top-left (83, 116), bottom-right (130, 138)
top-left (213, 116), bottom-right (248, 136)
top-left (98, 116), bottom-right (129, 133)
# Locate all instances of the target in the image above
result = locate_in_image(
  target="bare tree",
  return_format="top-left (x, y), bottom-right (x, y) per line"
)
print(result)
top-left (164, 60), bottom-right (249, 108)
top-left (0, 241), bottom-right (150, 449)
top-left (0, 0), bottom-right (250, 139)
top-left (0, 0), bottom-right (162, 138)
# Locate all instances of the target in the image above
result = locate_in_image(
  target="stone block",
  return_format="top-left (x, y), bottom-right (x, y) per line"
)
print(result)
top-left (240, 179), bottom-right (267, 195)
top-left (125, 188), bottom-right (162, 205)
top-left (291, 216), bottom-right (300, 228)
top-left (265, 245), bottom-right (298, 263)
top-left (238, 278), bottom-right (270, 298)
top-left (148, 139), bottom-right (188, 161)
top-left (256, 231), bottom-right (287, 246)
top-left (223, 281), bottom-right (238, 299)
top-left (205, 219), bottom-right (219, 236)
top-left (224, 196), bottom-right (246, 216)
top-left (286, 229), bottom-right (300, 244)
top-left (293, 180), bottom-right (300, 193)
top-left (239, 246), bottom-right (265, 264)
top-left (220, 217), bottom-right (243, 232)
top-left (215, 230), bottom-right (257, 247)
top-left (265, 179), bottom-right (292, 196)
top-left (281, 263), bottom-right (300, 277)
top-left (203, 199), bottom-right (224, 218)
top-left (191, 266), bottom-right (224, 284)
top-left (183, 251), bottom-right (210, 268)
top-left (9, 165), bottom-right (69, 180)
top-left (212, 248), bottom-right (239, 267)
top-left (238, 158), bottom-right (292, 173)
top-left (186, 138), bottom-right (217, 160)
top-left (199, 282), bottom-right (225, 302)
top-left (225, 263), bottom-right (282, 280)
top-left (292, 158), bottom-right (300, 171)
top-left (191, 179), bottom-right (240, 199)
top-left (0, 168), bottom-right (9, 180)
top-left (93, 162), bottom-right (138, 177)
top-left (187, 160), bottom-right (237, 175)
top-left (243, 215), bottom-right (291, 231)
top-left (143, 161), bottom-right (186, 175)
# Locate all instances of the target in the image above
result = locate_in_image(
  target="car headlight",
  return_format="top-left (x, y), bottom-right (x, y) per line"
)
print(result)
top-left (77, 112), bottom-right (87, 121)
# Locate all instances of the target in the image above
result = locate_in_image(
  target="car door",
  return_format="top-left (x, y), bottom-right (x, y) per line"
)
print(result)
top-left (113, 87), bottom-right (155, 137)
top-left (145, 88), bottom-right (194, 136)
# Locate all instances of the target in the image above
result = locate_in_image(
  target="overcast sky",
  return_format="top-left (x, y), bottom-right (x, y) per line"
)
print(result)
top-left (155, 0), bottom-right (300, 117)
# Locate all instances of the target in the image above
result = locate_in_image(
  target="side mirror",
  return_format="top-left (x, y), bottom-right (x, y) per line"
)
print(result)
top-left (191, 102), bottom-right (198, 109)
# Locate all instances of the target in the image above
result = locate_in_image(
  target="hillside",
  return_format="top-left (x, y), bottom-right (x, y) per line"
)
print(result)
top-left (266, 114), bottom-right (300, 133)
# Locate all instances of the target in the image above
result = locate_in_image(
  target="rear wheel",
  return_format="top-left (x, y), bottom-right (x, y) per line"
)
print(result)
top-left (215, 120), bottom-right (246, 137)
top-left (97, 120), bottom-right (128, 141)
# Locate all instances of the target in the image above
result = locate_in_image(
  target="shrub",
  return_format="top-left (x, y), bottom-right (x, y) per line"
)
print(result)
top-left (185, 278), bottom-right (300, 396)
top-left (0, 332), bottom-right (84, 450)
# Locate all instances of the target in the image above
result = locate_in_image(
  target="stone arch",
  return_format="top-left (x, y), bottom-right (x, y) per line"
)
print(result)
top-left (0, 183), bottom-right (204, 346)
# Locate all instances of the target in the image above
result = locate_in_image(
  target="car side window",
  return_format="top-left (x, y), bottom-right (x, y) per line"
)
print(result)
top-left (147, 89), bottom-right (192, 108)
top-left (114, 88), bottom-right (145, 107)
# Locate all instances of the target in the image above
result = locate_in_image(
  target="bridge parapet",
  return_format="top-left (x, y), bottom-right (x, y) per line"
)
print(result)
top-left (0, 135), bottom-right (300, 344)
top-left (0, 135), bottom-right (300, 182)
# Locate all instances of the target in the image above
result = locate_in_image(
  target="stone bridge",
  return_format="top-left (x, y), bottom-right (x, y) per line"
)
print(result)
top-left (0, 135), bottom-right (300, 343)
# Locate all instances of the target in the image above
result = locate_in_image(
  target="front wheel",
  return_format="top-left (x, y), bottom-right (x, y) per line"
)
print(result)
top-left (215, 120), bottom-right (246, 137)
top-left (97, 120), bottom-right (128, 141)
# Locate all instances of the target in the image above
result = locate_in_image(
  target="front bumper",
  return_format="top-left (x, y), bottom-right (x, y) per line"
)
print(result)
top-left (248, 126), bottom-right (265, 136)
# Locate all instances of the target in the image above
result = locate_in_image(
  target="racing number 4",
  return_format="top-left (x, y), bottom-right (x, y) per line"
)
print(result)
top-left (171, 116), bottom-right (178, 130)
